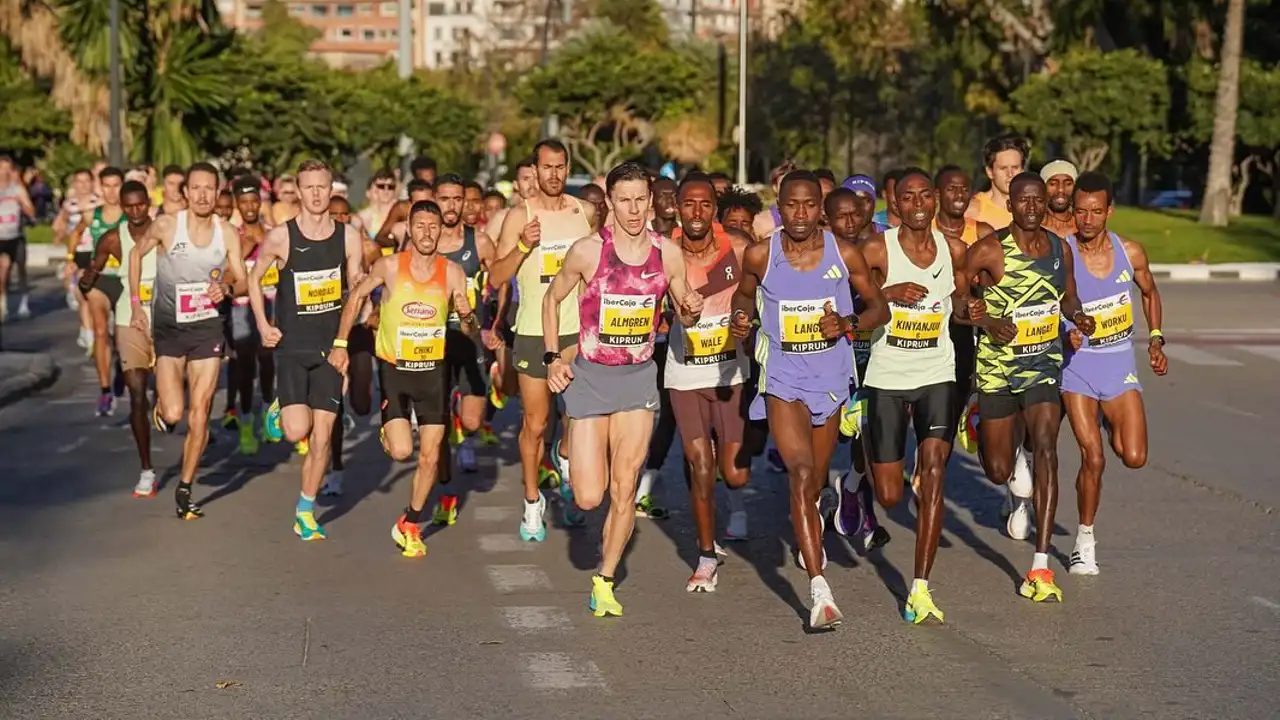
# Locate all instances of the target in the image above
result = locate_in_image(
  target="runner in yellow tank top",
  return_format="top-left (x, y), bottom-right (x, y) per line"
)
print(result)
top-left (487, 140), bottom-right (599, 542)
top-left (330, 200), bottom-right (476, 558)
top-left (966, 133), bottom-right (1029, 231)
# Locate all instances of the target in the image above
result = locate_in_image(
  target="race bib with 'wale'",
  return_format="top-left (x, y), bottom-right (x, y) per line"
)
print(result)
top-left (600, 293), bottom-right (656, 346)
top-left (779, 297), bottom-right (836, 354)
top-left (682, 313), bottom-right (735, 365)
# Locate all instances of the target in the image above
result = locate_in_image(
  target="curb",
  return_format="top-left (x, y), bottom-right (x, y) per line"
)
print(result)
top-left (0, 352), bottom-right (61, 409)
top-left (1150, 263), bottom-right (1280, 281)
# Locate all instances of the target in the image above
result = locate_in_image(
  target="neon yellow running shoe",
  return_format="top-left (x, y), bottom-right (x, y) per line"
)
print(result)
top-left (1019, 569), bottom-right (1063, 603)
top-left (449, 415), bottom-right (466, 446)
top-left (537, 458), bottom-right (560, 489)
top-left (391, 515), bottom-right (427, 558)
top-left (957, 400), bottom-right (979, 454)
top-left (589, 574), bottom-right (623, 618)
top-left (477, 422), bottom-right (500, 447)
top-left (903, 584), bottom-right (945, 624)
top-left (293, 511), bottom-right (326, 541)
top-left (839, 393), bottom-right (867, 438)
top-left (295, 438), bottom-right (309, 456)
top-left (238, 421), bottom-right (259, 456)
top-left (432, 494), bottom-right (459, 526)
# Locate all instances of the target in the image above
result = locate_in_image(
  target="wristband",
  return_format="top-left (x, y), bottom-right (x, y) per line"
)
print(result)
top-left (332, 338), bottom-right (349, 349)
top-left (517, 240), bottom-right (533, 254)
top-left (1149, 329), bottom-right (1165, 346)
top-left (130, 294), bottom-right (141, 304)
top-left (1149, 329), bottom-right (1164, 338)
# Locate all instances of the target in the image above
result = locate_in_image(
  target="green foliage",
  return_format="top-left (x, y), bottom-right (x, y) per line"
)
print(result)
top-left (38, 142), bottom-right (100, 187)
top-left (1185, 58), bottom-right (1280, 150)
top-left (0, 39), bottom-right (71, 163)
top-left (587, 0), bottom-right (668, 48)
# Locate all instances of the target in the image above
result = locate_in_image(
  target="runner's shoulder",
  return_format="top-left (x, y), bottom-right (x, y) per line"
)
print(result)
top-left (741, 233), bottom-right (770, 272)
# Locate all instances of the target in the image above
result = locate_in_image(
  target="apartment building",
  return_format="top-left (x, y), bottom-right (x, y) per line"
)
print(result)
top-left (221, 0), bottom-right (427, 69)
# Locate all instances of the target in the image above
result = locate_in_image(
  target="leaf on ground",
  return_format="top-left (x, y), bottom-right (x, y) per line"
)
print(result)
top-left (215, 681), bottom-right (242, 690)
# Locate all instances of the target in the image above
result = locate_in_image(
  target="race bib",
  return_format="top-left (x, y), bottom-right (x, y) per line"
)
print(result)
top-left (1083, 292), bottom-right (1133, 348)
top-left (600, 293), bottom-right (656, 346)
top-left (1011, 302), bottom-right (1059, 356)
top-left (381, 247), bottom-right (394, 257)
top-left (851, 328), bottom-right (873, 353)
top-left (539, 237), bottom-right (573, 282)
top-left (683, 313), bottom-right (735, 365)
top-left (175, 282), bottom-right (218, 324)
top-left (396, 325), bottom-right (446, 370)
top-left (139, 279), bottom-right (154, 305)
top-left (779, 298), bottom-right (836, 354)
top-left (293, 267), bottom-right (342, 315)
top-left (886, 301), bottom-right (945, 350)
top-left (77, 229), bottom-right (93, 252)
top-left (448, 276), bottom-right (479, 324)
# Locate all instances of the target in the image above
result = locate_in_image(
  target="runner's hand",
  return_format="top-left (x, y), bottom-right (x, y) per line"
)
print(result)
top-left (328, 347), bottom-right (349, 376)
top-left (967, 297), bottom-right (987, 322)
top-left (481, 328), bottom-right (505, 351)
top-left (1073, 311), bottom-right (1097, 336)
top-left (819, 301), bottom-right (847, 340)
top-left (1067, 329), bottom-right (1083, 351)
top-left (260, 324), bottom-right (283, 348)
top-left (520, 216), bottom-right (541, 250)
top-left (547, 357), bottom-right (574, 393)
top-left (882, 282), bottom-right (928, 305)
top-left (730, 309), bottom-right (752, 340)
top-left (364, 312), bottom-right (380, 331)
top-left (1149, 342), bottom-right (1168, 376)
top-left (986, 318), bottom-right (1017, 344)
top-left (680, 290), bottom-right (704, 319)
top-left (130, 307), bottom-right (150, 334)
top-left (207, 281), bottom-right (229, 305)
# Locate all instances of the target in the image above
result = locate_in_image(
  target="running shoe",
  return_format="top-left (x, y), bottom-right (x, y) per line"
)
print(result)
top-left (558, 475), bottom-right (585, 527)
top-left (686, 556), bottom-right (719, 593)
top-left (320, 470), bottom-right (344, 497)
top-left (839, 391), bottom-right (867, 438)
top-left (808, 578), bottom-right (842, 630)
top-left (714, 541), bottom-right (728, 558)
top-left (432, 494), bottom-right (459, 526)
top-left (488, 362), bottom-right (507, 409)
top-left (449, 414), bottom-right (466, 446)
top-left (391, 515), bottom-right (427, 558)
top-left (818, 485), bottom-right (838, 522)
top-left (221, 409), bottom-right (240, 431)
top-left (132, 470), bottom-right (157, 498)
top-left (262, 399), bottom-right (284, 443)
top-left (589, 574), bottom-right (623, 617)
top-left (766, 448), bottom-right (787, 473)
top-left (904, 584), bottom-right (945, 625)
top-left (238, 421), bottom-right (259, 456)
top-left (15, 295), bottom-right (29, 320)
top-left (634, 494), bottom-right (669, 520)
top-left (152, 405), bottom-right (174, 434)
top-left (957, 400), bottom-right (979, 454)
top-left (1069, 535), bottom-right (1099, 576)
top-left (77, 327), bottom-right (92, 350)
top-left (66, 289), bottom-right (80, 311)
top-left (96, 393), bottom-right (114, 417)
top-left (477, 422), bottom-right (500, 446)
top-left (833, 472), bottom-right (865, 537)
top-left (1019, 568), bottom-right (1063, 603)
top-left (724, 510), bottom-right (748, 541)
top-left (537, 458), bottom-right (560, 489)
top-left (457, 442), bottom-right (478, 473)
top-left (1006, 497), bottom-right (1032, 541)
top-left (293, 511), bottom-right (327, 541)
top-left (519, 494), bottom-right (547, 542)
top-left (175, 498), bottom-right (203, 520)
top-left (295, 439), bottom-right (310, 457)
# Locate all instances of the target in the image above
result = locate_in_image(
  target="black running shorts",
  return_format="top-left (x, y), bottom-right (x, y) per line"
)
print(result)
top-left (379, 360), bottom-right (449, 427)
top-left (445, 328), bottom-right (487, 397)
top-left (866, 382), bottom-right (957, 465)
top-left (154, 324), bottom-right (225, 361)
top-left (977, 383), bottom-right (1060, 421)
top-left (277, 350), bottom-right (344, 412)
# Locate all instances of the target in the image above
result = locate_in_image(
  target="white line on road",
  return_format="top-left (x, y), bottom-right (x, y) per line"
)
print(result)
top-left (473, 506), bottom-right (519, 522)
top-left (1235, 345), bottom-right (1280, 362)
top-left (57, 437), bottom-right (87, 453)
top-left (1162, 345), bottom-right (1243, 367)
top-left (1250, 596), bottom-right (1280, 612)
top-left (499, 606), bottom-right (573, 633)
top-left (519, 653), bottom-right (606, 690)
top-left (479, 534), bottom-right (536, 553)
top-left (486, 565), bottom-right (551, 593)
top-left (1202, 401), bottom-right (1260, 419)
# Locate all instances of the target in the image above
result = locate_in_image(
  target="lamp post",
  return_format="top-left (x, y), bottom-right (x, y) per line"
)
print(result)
top-left (398, 0), bottom-right (414, 180)
top-left (735, 0), bottom-right (747, 184)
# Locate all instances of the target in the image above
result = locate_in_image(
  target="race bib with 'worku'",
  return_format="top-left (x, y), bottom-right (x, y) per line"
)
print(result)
top-left (1083, 292), bottom-right (1133, 348)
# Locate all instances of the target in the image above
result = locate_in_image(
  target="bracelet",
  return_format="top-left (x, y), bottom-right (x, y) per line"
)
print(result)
top-left (332, 338), bottom-right (349, 349)
top-left (1149, 329), bottom-right (1164, 338)
top-left (517, 240), bottom-right (533, 254)
top-left (130, 294), bottom-right (141, 304)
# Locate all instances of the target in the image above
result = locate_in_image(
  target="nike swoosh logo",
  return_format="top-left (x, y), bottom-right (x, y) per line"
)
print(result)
top-left (641, 271), bottom-right (660, 280)
top-left (929, 425), bottom-right (948, 431)
top-left (296, 246), bottom-right (310, 253)
top-left (932, 268), bottom-right (943, 278)
top-left (644, 400), bottom-right (659, 409)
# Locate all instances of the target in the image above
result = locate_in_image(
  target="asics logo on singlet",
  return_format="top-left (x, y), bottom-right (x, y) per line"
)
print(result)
top-left (401, 302), bottom-right (437, 320)
top-left (822, 265), bottom-right (843, 280)
top-left (1054, 259), bottom-right (1061, 270)
top-left (1117, 270), bottom-right (1132, 283)
top-left (461, 251), bottom-right (472, 261)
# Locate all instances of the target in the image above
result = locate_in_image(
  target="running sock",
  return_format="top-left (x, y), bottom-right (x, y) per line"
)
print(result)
top-left (175, 482), bottom-right (193, 507)
top-left (1078, 524), bottom-right (1094, 537)
top-left (296, 493), bottom-right (316, 514)
top-left (405, 506), bottom-right (425, 524)
top-left (636, 469), bottom-right (657, 499)
top-left (727, 487), bottom-right (747, 514)
top-left (699, 548), bottom-right (718, 560)
top-left (1032, 552), bottom-right (1049, 571)
top-left (911, 578), bottom-right (929, 595)
top-left (100, 386), bottom-right (110, 396)
top-left (599, 574), bottom-right (614, 585)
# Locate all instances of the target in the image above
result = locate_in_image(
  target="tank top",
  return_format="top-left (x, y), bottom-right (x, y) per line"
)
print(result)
top-left (578, 226), bottom-right (668, 366)
top-left (375, 252), bottom-right (449, 372)
top-left (153, 211), bottom-right (227, 333)
top-left (934, 217), bottom-right (980, 246)
top-left (89, 207), bottom-right (126, 276)
top-left (864, 227), bottom-right (955, 390)
top-left (665, 225), bottom-right (748, 391)
top-left (514, 197), bottom-right (593, 336)
top-left (976, 229), bottom-right (1066, 393)
top-left (441, 225), bottom-right (481, 328)
top-left (973, 191), bottom-right (1012, 230)
top-left (0, 184), bottom-right (22, 241)
top-left (1065, 232), bottom-right (1135, 355)
top-left (360, 204), bottom-right (391, 241)
top-left (68, 195), bottom-right (100, 252)
top-left (755, 230), bottom-right (854, 397)
top-left (115, 223), bottom-right (156, 327)
top-left (275, 219), bottom-right (348, 353)
top-left (233, 232), bottom-right (279, 306)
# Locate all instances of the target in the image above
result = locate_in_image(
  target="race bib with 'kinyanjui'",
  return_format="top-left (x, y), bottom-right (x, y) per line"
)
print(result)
top-left (886, 301), bottom-right (945, 350)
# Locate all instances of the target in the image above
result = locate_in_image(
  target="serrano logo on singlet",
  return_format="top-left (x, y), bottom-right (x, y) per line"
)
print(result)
top-left (401, 301), bottom-right (437, 320)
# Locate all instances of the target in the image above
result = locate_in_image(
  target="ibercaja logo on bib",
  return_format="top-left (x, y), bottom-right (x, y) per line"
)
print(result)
top-left (401, 302), bottom-right (437, 320)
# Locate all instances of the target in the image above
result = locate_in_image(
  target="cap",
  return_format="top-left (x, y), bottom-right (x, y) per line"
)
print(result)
top-left (1040, 160), bottom-right (1078, 182)
top-left (842, 175), bottom-right (876, 197)
top-left (231, 175), bottom-right (261, 196)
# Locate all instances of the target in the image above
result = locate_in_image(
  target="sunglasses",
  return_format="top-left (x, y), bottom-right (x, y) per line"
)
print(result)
top-left (375, 183), bottom-right (395, 190)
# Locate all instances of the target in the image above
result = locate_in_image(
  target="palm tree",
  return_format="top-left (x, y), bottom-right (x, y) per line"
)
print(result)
top-left (1199, 0), bottom-right (1245, 227)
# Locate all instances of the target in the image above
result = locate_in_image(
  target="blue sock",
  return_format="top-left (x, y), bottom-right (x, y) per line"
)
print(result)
top-left (296, 493), bottom-right (315, 514)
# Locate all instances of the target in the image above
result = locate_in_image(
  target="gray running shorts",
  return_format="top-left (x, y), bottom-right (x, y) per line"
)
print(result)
top-left (562, 356), bottom-right (660, 420)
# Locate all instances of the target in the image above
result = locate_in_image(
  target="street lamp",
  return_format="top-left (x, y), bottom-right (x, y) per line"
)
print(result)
top-left (398, 0), bottom-right (414, 180)
top-left (736, 0), bottom-right (747, 184)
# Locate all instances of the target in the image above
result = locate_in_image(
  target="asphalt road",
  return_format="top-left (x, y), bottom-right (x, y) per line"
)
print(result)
top-left (1, 277), bottom-right (1277, 719)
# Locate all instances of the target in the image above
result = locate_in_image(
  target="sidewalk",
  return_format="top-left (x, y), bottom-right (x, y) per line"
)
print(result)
top-left (0, 351), bottom-right (59, 409)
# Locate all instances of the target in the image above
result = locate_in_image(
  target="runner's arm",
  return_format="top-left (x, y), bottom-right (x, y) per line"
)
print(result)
top-left (128, 215), bottom-right (170, 302)
top-left (945, 237), bottom-right (979, 324)
top-left (344, 223), bottom-right (367, 285)
top-left (660, 236), bottom-right (698, 327)
top-left (1123, 237), bottom-right (1163, 338)
top-left (14, 184), bottom-right (35, 219)
top-left (731, 240), bottom-right (766, 324)
top-left (475, 229), bottom-right (497, 268)
top-left (447, 260), bottom-right (479, 336)
top-left (975, 221), bottom-right (996, 243)
top-left (52, 203), bottom-right (69, 243)
top-left (487, 205), bottom-right (530, 287)
top-left (838, 239), bottom-right (889, 331)
top-left (543, 237), bottom-right (594, 353)
top-left (79, 228), bottom-right (119, 294)
top-left (65, 218), bottom-right (90, 261)
top-left (335, 257), bottom-right (387, 345)
top-left (1059, 244), bottom-right (1087, 323)
top-left (248, 225), bottom-right (287, 333)
top-left (374, 201), bottom-right (408, 248)
top-left (220, 218), bottom-right (248, 296)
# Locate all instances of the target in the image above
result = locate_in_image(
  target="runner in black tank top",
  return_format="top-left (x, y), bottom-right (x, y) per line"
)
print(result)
top-left (273, 217), bottom-right (348, 411)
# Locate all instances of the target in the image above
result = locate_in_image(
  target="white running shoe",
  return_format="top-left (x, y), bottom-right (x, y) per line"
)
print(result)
top-left (15, 295), bottom-right (30, 320)
top-left (457, 441), bottom-right (477, 473)
top-left (808, 576), bottom-right (842, 630)
top-left (320, 470), bottom-right (344, 497)
top-left (66, 289), bottom-right (79, 311)
top-left (1009, 445), bottom-right (1033, 497)
top-left (132, 470), bottom-right (157, 498)
top-left (724, 509), bottom-right (749, 541)
top-left (1006, 497), bottom-right (1032, 541)
top-left (518, 494), bottom-right (547, 542)
top-left (1069, 534), bottom-right (1100, 575)
top-left (714, 541), bottom-right (727, 558)
top-left (685, 556), bottom-right (719, 593)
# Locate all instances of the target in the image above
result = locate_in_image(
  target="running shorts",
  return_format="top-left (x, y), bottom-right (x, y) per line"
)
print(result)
top-left (91, 275), bottom-right (124, 309)
top-left (513, 333), bottom-right (577, 380)
top-left (445, 328), bottom-right (487, 397)
top-left (74, 251), bottom-right (93, 272)
top-left (0, 237), bottom-right (20, 262)
top-left (1062, 350), bottom-right (1142, 402)
top-left (115, 324), bottom-right (155, 372)
top-left (277, 350), bottom-right (344, 412)
top-left (349, 324), bottom-right (375, 359)
top-left (378, 360), bottom-right (449, 426)
top-left (154, 324), bottom-right (224, 361)
top-left (562, 356), bottom-right (659, 420)
top-left (977, 383), bottom-right (1060, 421)
top-left (866, 382), bottom-right (957, 465)
top-left (227, 304), bottom-right (258, 345)
top-left (670, 385), bottom-right (746, 447)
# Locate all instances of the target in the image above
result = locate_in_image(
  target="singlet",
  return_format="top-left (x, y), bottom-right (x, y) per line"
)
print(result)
top-left (754, 230), bottom-right (854, 404)
top-left (665, 224), bottom-right (748, 391)
top-left (935, 217), bottom-right (980, 246)
top-left (976, 229), bottom-right (1066, 393)
top-left (1065, 232), bottom-right (1135, 355)
top-left (514, 197), bottom-right (593, 336)
top-left (360, 204), bottom-right (391, 241)
top-left (66, 194), bottom-right (100, 252)
top-left (577, 226), bottom-right (668, 366)
top-left (0, 184), bottom-right (22, 241)
top-left (233, 229), bottom-right (279, 306)
top-left (375, 252), bottom-right (449, 372)
top-left (114, 223), bottom-right (156, 327)
top-left (441, 226), bottom-right (481, 328)
top-left (153, 211), bottom-right (227, 333)
top-left (275, 219), bottom-right (348, 353)
top-left (864, 227), bottom-right (955, 391)
top-left (972, 191), bottom-right (1012, 230)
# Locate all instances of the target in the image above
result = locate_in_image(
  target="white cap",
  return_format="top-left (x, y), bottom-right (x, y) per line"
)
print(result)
top-left (1040, 160), bottom-right (1078, 182)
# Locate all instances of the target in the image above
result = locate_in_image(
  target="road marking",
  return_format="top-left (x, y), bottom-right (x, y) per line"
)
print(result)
top-left (499, 606), bottom-right (573, 633)
top-left (479, 534), bottom-right (536, 553)
top-left (1235, 345), bottom-right (1280, 362)
top-left (1161, 345), bottom-right (1242, 367)
top-left (1251, 596), bottom-right (1280, 612)
top-left (473, 506), bottom-right (519, 522)
top-left (486, 565), bottom-right (551, 593)
top-left (519, 652), bottom-right (606, 690)
top-left (1202, 401), bottom-right (1260, 419)
top-left (57, 437), bottom-right (88, 453)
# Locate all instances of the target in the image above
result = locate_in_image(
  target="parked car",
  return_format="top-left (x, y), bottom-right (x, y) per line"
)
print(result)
top-left (1144, 189), bottom-right (1193, 209)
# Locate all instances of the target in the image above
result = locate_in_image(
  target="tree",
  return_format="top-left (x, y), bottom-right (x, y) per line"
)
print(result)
top-left (0, 38), bottom-right (71, 164)
top-left (587, 0), bottom-right (667, 48)
top-left (1187, 58), bottom-right (1280, 216)
top-left (1003, 49), bottom-right (1170, 171)
top-left (1199, 0), bottom-right (1245, 226)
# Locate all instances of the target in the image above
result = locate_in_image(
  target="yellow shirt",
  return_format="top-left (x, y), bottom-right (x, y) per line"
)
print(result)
top-left (375, 252), bottom-right (449, 372)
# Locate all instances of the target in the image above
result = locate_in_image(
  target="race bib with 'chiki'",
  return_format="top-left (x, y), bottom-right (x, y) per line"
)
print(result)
top-left (396, 325), bottom-right (446, 370)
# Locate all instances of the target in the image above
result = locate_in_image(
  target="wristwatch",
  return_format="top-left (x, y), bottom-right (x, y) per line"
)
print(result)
top-left (542, 351), bottom-right (561, 367)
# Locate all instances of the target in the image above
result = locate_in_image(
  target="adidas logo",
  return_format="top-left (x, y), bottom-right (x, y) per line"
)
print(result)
top-left (1117, 270), bottom-right (1132, 283)
top-left (1124, 373), bottom-right (1138, 384)
top-left (822, 265), bottom-right (843, 280)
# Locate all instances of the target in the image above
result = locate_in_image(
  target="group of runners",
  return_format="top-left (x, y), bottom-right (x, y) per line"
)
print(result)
top-left (22, 130), bottom-right (1168, 632)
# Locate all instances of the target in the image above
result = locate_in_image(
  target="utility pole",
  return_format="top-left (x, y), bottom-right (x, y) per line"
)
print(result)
top-left (735, 0), bottom-right (747, 184)
top-left (107, 0), bottom-right (124, 166)
top-left (689, 0), bottom-right (698, 36)
top-left (398, 0), bottom-right (414, 180)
